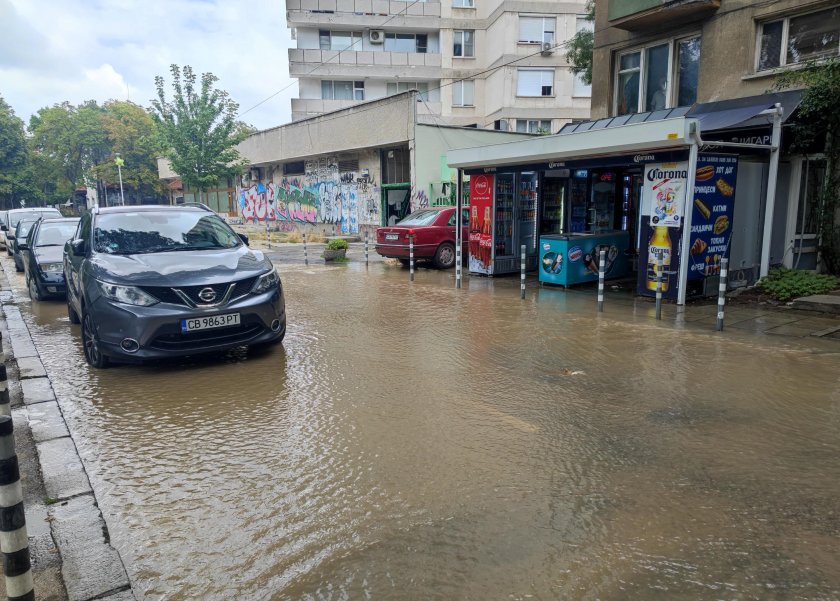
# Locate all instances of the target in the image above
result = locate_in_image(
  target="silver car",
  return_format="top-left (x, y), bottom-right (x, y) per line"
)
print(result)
top-left (64, 204), bottom-right (286, 368)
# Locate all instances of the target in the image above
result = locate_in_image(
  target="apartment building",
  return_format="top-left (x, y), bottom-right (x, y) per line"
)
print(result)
top-left (285, 0), bottom-right (591, 132)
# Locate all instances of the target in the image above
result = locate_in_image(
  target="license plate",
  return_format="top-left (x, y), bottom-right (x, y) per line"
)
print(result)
top-left (181, 313), bottom-right (240, 333)
top-left (385, 233), bottom-right (399, 240)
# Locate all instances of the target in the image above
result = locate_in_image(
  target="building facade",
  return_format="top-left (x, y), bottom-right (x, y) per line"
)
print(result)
top-left (285, 0), bottom-right (592, 132)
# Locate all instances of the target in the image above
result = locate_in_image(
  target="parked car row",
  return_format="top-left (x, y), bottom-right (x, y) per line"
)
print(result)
top-left (6, 204), bottom-right (286, 369)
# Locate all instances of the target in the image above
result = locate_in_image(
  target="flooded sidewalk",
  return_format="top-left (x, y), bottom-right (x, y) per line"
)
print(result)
top-left (6, 256), bottom-right (840, 600)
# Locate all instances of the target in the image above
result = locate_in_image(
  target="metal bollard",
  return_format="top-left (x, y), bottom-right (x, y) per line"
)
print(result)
top-left (520, 245), bottom-right (526, 299)
top-left (597, 249), bottom-right (606, 313)
top-left (303, 232), bottom-right (308, 266)
top-left (0, 366), bottom-right (8, 418)
top-left (0, 416), bottom-right (34, 601)
top-left (364, 233), bottom-right (369, 267)
top-left (455, 243), bottom-right (462, 290)
top-left (266, 222), bottom-right (271, 249)
top-left (409, 234), bottom-right (415, 282)
top-left (655, 251), bottom-right (663, 320)
top-left (716, 257), bottom-right (729, 332)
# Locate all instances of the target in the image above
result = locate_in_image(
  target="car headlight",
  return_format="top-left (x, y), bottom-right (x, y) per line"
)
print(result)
top-left (251, 269), bottom-right (280, 295)
top-left (41, 262), bottom-right (63, 273)
top-left (96, 281), bottom-right (158, 306)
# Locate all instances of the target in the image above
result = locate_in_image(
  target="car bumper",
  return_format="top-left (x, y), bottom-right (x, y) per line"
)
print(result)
top-left (89, 285), bottom-right (286, 361)
top-left (35, 272), bottom-right (67, 297)
top-left (375, 243), bottom-right (437, 259)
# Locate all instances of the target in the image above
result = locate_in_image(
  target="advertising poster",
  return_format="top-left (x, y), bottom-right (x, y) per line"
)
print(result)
top-left (643, 162), bottom-right (689, 228)
top-left (468, 174), bottom-right (494, 275)
top-left (687, 155), bottom-right (738, 280)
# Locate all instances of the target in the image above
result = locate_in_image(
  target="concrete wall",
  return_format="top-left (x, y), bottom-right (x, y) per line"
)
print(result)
top-left (591, 0), bottom-right (826, 118)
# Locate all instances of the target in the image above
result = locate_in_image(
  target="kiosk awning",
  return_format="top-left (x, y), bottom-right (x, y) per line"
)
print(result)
top-left (446, 117), bottom-right (695, 171)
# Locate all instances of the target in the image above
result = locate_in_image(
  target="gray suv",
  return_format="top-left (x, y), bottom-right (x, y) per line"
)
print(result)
top-left (64, 205), bottom-right (286, 368)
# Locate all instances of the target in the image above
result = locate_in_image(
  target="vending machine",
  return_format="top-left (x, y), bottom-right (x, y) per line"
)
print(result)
top-left (468, 172), bottom-right (540, 275)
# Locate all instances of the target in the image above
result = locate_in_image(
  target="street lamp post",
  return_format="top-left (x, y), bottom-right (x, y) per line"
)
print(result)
top-left (115, 155), bottom-right (125, 205)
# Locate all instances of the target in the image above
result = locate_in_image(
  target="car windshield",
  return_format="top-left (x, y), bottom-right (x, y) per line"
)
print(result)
top-left (397, 210), bottom-right (440, 226)
top-left (36, 222), bottom-right (79, 247)
top-left (93, 211), bottom-right (241, 255)
top-left (10, 210), bottom-right (61, 228)
top-left (16, 220), bottom-right (37, 238)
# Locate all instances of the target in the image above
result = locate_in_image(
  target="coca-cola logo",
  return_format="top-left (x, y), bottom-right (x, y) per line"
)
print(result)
top-left (473, 176), bottom-right (490, 195)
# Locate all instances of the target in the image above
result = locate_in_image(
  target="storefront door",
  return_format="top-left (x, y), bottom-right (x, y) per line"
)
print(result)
top-left (382, 186), bottom-right (410, 226)
top-left (784, 157), bottom-right (825, 270)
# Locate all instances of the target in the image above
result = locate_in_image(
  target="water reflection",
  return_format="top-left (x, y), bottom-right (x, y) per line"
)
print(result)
top-left (6, 260), bottom-right (839, 600)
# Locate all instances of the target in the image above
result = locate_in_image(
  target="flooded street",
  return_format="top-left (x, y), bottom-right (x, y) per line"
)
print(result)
top-left (7, 256), bottom-right (840, 600)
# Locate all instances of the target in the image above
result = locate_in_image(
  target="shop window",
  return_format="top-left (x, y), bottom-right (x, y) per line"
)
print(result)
top-left (321, 80), bottom-right (364, 101)
top-left (516, 119), bottom-right (552, 134)
top-left (284, 161), bottom-right (305, 175)
top-left (757, 7), bottom-right (840, 71)
top-left (454, 30), bottom-right (475, 57)
top-left (614, 35), bottom-right (700, 115)
top-left (387, 81), bottom-right (430, 100)
top-left (517, 68), bottom-right (554, 96)
top-left (385, 33), bottom-right (428, 53)
top-left (319, 30), bottom-right (362, 51)
top-left (494, 119), bottom-right (510, 131)
top-left (518, 16), bottom-right (555, 44)
top-left (453, 80), bottom-right (475, 106)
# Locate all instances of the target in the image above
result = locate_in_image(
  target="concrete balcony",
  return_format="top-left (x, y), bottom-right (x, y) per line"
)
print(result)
top-left (608, 0), bottom-right (720, 31)
top-left (289, 48), bottom-right (443, 79)
top-left (292, 97), bottom-right (442, 120)
top-left (287, 0), bottom-right (441, 28)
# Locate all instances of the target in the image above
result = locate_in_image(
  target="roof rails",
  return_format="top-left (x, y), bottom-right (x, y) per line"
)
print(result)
top-left (179, 202), bottom-right (214, 212)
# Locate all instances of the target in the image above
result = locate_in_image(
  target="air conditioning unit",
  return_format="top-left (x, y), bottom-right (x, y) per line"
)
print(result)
top-left (369, 29), bottom-right (385, 44)
top-left (541, 42), bottom-right (554, 56)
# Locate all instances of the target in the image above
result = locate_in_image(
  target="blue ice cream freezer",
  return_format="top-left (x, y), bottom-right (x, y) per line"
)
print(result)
top-left (539, 231), bottom-right (630, 286)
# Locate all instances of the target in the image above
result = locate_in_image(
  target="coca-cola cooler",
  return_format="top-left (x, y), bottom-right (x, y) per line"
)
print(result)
top-left (468, 172), bottom-right (539, 276)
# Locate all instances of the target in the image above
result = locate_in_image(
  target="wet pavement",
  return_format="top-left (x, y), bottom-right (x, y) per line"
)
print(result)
top-left (4, 253), bottom-right (840, 600)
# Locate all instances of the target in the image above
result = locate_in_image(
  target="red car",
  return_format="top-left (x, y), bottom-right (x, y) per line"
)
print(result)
top-left (375, 207), bottom-right (469, 269)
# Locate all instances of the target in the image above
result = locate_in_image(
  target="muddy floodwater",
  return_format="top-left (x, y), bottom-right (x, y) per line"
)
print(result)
top-left (10, 258), bottom-right (840, 600)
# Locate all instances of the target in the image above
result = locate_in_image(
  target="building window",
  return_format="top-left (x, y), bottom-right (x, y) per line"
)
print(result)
top-left (494, 119), bottom-right (509, 131)
top-left (319, 30), bottom-right (362, 51)
top-left (385, 33), bottom-right (428, 53)
top-left (454, 30), bottom-right (475, 57)
top-left (516, 119), bottom-right (552, 134)
top-left (518, 17), bottom-right (555, 44)
top-left (517, 68), bottom-right (554, 96)
top-left (757, 6), bottom-right (840, 71)
top-left (452, 80), bottom-right (475, 106)
top-left (321, 80), bottom-right (365, 101)
top-left (387, 81), bottom-right (430, 100)
top-left (453, 0), bottom-right (474, 7)
top-left (382, 147), bottom-right (411, 184)
top-left (614, 36), bottom-right (700, 115)
top-left (284, 161), bottom-right (305, 175)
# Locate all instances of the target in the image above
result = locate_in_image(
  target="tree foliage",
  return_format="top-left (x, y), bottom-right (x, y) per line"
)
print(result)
top-left (0, 96), bottom-right (30, 207)
top-left (565, 0), bottom-right (595, 85)
top-left (150, 65), bottom-right (249, 201)
top-left (775, 58), bottom-right (840, 274)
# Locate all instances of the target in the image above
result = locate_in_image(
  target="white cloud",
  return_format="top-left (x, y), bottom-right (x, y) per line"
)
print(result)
top-left (0, 0), bottom-right (296, 129)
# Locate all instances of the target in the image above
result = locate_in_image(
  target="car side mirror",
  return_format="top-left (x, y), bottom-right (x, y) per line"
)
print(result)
top-left (0, 225), bottom-right (6, 231)
top-left (16, 242), bottom-right (28, 251)
top-left (238, 233), bottom-right (249, 246)
top-left (70, 239), bottom-right (86, 255)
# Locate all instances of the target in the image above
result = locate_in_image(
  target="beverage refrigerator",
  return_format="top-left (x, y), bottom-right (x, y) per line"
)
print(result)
top-left (468, 172), bottom-right (539, 275)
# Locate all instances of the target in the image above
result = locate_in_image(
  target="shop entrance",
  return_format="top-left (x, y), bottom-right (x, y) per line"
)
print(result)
top-left (381, 185), bottom-right (411, 226)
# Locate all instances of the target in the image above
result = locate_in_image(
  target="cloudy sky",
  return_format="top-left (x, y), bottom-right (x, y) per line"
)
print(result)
top-left (0, 0), bottom-right (296, 130)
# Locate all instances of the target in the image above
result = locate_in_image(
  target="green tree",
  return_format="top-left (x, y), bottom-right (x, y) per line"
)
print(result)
top-left (565, 0), bottom-right (595, 85)
top-left (150, 64), bottom-right (248, 203)
top-left (775, 58), bottom-right (840, 274)
top-left (0, 96), bottom-right (28, 208)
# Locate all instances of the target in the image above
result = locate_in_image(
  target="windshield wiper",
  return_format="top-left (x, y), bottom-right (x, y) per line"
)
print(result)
top-left (36, 244), bottom-right (64, 248)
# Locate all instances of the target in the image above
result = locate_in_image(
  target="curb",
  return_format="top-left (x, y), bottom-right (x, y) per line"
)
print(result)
top-left (0, 263), bottom-right (135, 601)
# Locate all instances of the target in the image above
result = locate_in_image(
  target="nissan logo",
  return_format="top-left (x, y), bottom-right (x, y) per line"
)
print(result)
top-left (198, 287), bottom-right (217, 303)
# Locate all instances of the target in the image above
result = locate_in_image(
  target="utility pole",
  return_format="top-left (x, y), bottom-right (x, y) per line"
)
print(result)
top-left (115, 155), bottom-right (126, 205)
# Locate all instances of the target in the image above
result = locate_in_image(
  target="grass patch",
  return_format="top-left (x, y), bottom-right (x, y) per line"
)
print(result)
top-left (326, 238), bottom-right (349, 251)
top-left (757, 267), bottom-right (840, 302)
top-left (330, 256), bottom-right (349, 263)
top-left (45, 497), bottom-right (59, 505)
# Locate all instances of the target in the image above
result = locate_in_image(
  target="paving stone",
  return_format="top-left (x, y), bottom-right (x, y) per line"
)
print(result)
top-left (36, 437), bottom-right (91, 500)
top-left (20, 377), bottom-right (56, 405)
top-left (100, 590), bottom-right (136, 601)
top-left (26, 401), bottom-right (69, 443)
top-left (764, 324), bottom-right (816, 337)
top-left (16, 356), bottom-right (46, 379)
top-left (50, 495), bottom-right (130, 601)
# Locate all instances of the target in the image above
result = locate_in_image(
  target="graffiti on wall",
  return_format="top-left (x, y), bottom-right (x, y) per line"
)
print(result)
top-left (238, 156), bottom-right (380, 233)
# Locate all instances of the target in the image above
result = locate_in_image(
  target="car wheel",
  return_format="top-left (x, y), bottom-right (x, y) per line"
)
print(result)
top-left (433, 242), bottom-right (456, 269)
top-left (398, 258), bottom-right (410, 267)
top-left (14, 258), bottom-right (22, 273)
top-left (27, 275), bottom-right (42, 301)
top-left (81, 312), bottom-right (109, 368)
top-left (67, 299), bottom-right (81, 324)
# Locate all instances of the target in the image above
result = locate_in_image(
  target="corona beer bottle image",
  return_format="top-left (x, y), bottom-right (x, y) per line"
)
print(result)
top-left (646, 226), bottom-right (672, 292)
